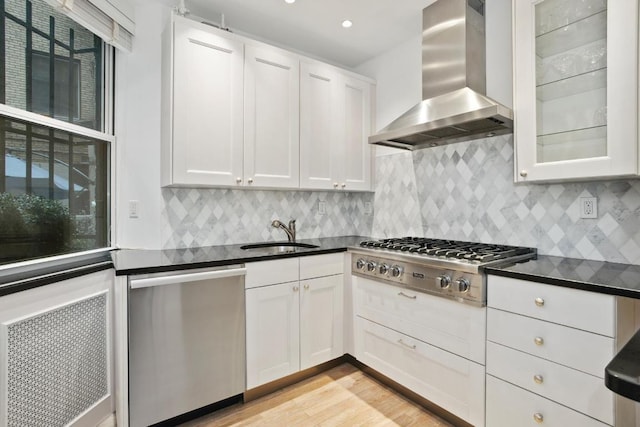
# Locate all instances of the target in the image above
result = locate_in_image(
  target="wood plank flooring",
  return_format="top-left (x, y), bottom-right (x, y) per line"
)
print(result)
top-left (180, 363), bottom-right (454, 427)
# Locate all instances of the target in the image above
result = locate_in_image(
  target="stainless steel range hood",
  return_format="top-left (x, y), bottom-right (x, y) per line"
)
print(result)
top-left (369, 0), bottom-right (513, 150)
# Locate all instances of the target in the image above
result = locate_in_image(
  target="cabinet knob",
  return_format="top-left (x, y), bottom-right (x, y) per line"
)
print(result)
top-left (533, 374), bottom-right (544, 384)
top-left (341, 183), bottom-right (346, 188)
top-left (535, 297), bottom-right (545, 307)
top-left (534, 336), bottom-right (544, 346)
top-left (236, 177), bottom-right (242, 184)
top-left (333, 182), bottom-right (339, 188)
top-left (533, 413), bottom-right (544, 423)
top-left (520, 170), bottom-right (528, 178)
top-left (304, 284), bottom-right (309, 290)
top-left (248, 178), bottom-right (254, 184)
top-left (293, 285), bottom-right (299, 292)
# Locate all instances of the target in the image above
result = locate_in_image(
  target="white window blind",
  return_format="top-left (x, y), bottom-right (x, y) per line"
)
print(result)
top-left (43, 0), bottom-right (134, 51)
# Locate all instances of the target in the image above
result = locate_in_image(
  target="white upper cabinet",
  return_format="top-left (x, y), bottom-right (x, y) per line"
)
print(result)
top-left (300, 62), bottom-right (340, 190)
top-left (300, 62), bottom-right (374, 191)
top-left (340, 76), bottom-right (372, 191)
top-left (162, 17), bottom-right (244, 187)
top-left (244, 46), bottom-right (300, 188)
top-left (162, 15), bottom-right (374, 190)
top-left (513, 0), bottom-right (638, 182)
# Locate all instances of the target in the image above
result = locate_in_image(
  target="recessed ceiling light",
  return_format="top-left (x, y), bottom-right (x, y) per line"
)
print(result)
top-left (284, 0), bottom-right (295, 3)
top-left (342, 20), bottom-right (353, 28)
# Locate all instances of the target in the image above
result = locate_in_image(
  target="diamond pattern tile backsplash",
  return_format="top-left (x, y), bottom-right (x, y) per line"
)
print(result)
top-left (162, 188), bottom-right (374, 248)
top-left (372, 134), bottom-right (640, 265)
top-left (161, 134), bottom-right (640, 265)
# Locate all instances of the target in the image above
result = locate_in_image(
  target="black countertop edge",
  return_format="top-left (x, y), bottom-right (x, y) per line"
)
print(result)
top-left (485, 255), bottom-right (640, 299)
top-left (111, 236), bottom-right (372, 276)
top-left (605, 328), bottom-right (640, 402)
top-left (485, 267), bottom-right (640, 299)
top-left (114, 246), bottom-right (349, 276)
top-left (0, 253), bottom-right (114, 297)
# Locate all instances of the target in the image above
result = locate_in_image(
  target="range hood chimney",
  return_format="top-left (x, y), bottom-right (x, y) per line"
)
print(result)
top-left (369, 0), bottom-right (513, 150)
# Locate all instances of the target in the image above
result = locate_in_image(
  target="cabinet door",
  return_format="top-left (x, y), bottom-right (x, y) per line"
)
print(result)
top-left (171, 19), bottom-right (244, 186)
top-left (339, 76), bottom-right (372, 191)
top-left (244, 45), bottom-right (300, 188)
top-left (514, 0), bottom-right (638, 182)
top-left (299, 274), bottom-right (344, 370)
top-left (300, 62), bottom-right (340, 190)
top-left (245, 282), bottom-right (300, 388)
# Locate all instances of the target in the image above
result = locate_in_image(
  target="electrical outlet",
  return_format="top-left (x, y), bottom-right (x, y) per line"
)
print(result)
top-left (580, 197), bottom-right (597, 219)
top-left (364, 201), bottom-right (372, 215)
top-left (318, 200), bottom-right (326, 215)
top-left (129, 200), bottom-right (140, 218)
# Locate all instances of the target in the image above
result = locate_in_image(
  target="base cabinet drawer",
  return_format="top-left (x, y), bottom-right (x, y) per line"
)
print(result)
top-left (488, 275), bottom-right (615, 336)
top-left (487, 308), bottom-right (614, 378)
top-left (487, 342), bottom-right (613, 425)
top-left (487, 375), bottom-right (608, 427)
top-left (354, 316), bottom-right (485, 427)
top-left (354, 276), bottom-right (486, 364)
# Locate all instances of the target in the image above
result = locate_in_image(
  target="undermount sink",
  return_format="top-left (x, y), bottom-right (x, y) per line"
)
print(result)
top-left (240, 242), bottom-right (320, 254)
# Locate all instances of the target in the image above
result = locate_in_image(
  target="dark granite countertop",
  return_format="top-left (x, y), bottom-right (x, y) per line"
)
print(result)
top-left (606, 328), bottom-right (640, 402)
top-left (486, 255), bottom-right (640, 299)
top-left (111, 235), bottom-right (371, 276)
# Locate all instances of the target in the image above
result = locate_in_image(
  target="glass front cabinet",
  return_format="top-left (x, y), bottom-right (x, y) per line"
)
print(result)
top-left (513, 0), bottom-right (638, 182)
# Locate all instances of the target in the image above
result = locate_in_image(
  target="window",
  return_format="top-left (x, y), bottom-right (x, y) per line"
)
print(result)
top-left (0, 0), bottom-right (112, 265)
top-left (31, 51), bottom-right (81, 120)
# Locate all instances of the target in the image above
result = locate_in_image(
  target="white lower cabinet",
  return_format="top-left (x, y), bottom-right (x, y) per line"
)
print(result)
top-left (487, 375), bottom-right (608, 427)
top-left (355, 317), bottom-right (485, 426)
top-left (353, 276), bottom-right (486, 427)
top-left (486, 275), bottom-right (635, 427)
top-left (245, 254), bottom-right (344, 389)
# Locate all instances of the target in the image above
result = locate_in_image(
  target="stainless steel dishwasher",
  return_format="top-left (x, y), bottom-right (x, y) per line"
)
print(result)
top-left (128, 265), bottom-right (246, 427)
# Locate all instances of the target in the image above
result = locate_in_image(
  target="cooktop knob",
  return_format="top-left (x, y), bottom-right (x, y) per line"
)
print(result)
top-left (366, 261), bottom-right (377, 272)
top-left (436, 275), bottom-right (451, 289)
top-left (390, 265), bottom-right (403, 277)
top-left (356, 259), bottom-right (366, 270)
top-left (379, 264), bottom-right (390, 275)
top-left (455, 278), bottom-right (470, 293)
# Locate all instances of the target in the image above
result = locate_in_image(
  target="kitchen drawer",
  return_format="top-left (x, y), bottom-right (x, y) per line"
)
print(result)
top-left (299, 253), bottom-right (344, 279)
top-left (245, 258), bottom-right (299, 289)
top-left (354, 276), bottom-right (486, 364)
top-left (488, 275), bottom-right (615, 337)
top-left (487, 341), bottom-right (613, 424)
top-left (486, 375), bottom-right (608, 427)
top-left (487, 308), bottom-right (614, 378)
top-left (355, 316), bottom-right (485, 427)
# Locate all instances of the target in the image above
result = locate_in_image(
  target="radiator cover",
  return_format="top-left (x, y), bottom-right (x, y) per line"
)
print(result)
top-left (5, 293), bottom-right (108, 426)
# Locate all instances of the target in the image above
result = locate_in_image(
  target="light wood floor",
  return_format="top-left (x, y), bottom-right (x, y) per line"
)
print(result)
top-left (180, 363), bottom-right (454, 427)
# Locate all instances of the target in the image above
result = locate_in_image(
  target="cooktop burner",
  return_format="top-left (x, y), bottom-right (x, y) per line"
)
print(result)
top-left (359, 237), bottom-right (535, 264)
top-left (350, 237), bottom-right (537, 306)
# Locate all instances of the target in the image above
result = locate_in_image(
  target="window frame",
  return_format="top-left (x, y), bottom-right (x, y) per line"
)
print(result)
top-left (30, 49), bottom-right (82, 121)
top-left (0, 40), bottom-right (115, 270)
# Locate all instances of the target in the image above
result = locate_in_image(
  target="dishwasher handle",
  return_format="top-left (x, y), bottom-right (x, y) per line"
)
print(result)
top-left (130, 267), bottom-right (247, 289)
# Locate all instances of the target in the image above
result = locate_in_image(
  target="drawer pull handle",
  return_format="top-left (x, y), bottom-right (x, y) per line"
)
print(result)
top-left (534, 374), bottom-right (544, 384)
top-left (398, 291), bottom-right (417, 299)
top-left (533, 412), bottom-right (544, 423)
top-left (535, 297), bottom-right (545, 307)
top-left (534, 336), bottom-right (544, 346)
top-left (397, 339), bottom-right (416, 350)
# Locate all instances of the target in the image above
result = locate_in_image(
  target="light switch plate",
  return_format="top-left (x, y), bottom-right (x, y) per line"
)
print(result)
top-left (129, 200), bottom-right (140, 218)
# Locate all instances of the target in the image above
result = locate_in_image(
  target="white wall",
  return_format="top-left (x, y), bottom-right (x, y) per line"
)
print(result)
top-left (114, 0), bottom-right (170, 249)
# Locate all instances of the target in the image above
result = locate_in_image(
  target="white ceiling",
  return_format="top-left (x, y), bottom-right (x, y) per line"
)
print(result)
top-left (183, 0), bottom-right (435, 68)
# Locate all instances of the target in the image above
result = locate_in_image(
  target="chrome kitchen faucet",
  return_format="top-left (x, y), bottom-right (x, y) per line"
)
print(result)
top-left (271, 219), bottom-right (296, 242)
